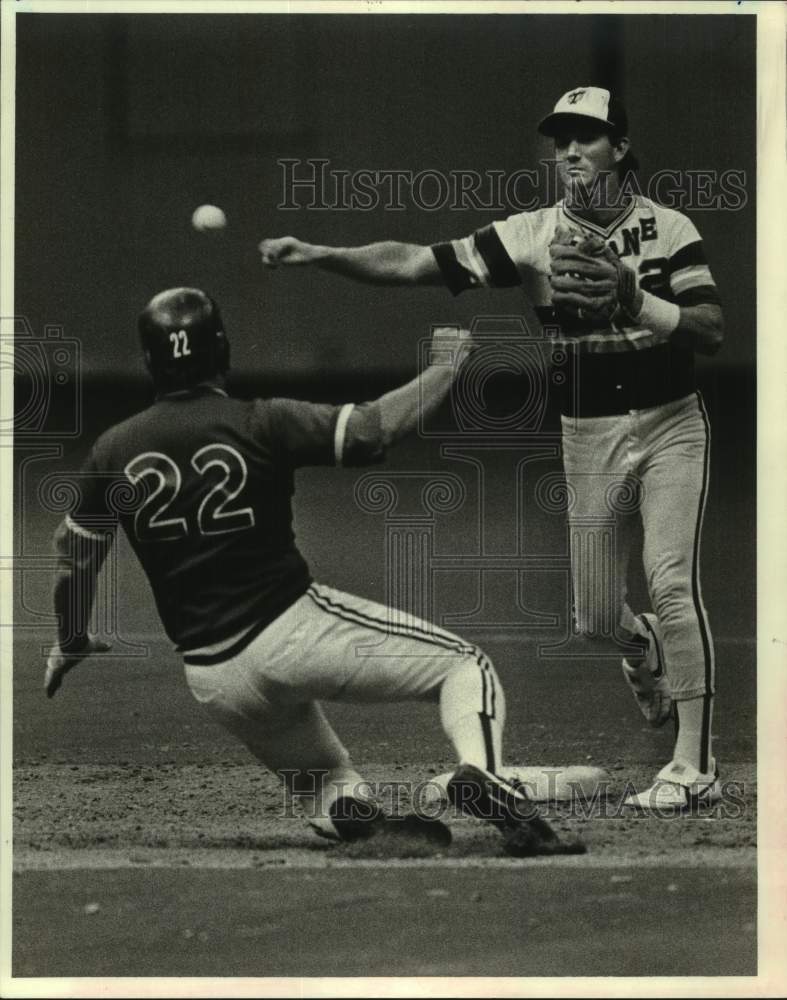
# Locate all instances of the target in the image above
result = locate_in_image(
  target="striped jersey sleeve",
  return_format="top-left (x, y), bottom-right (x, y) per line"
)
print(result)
top-left (431, 212), bottom-right (543, 296)
top-left (666, 213), bottom-right (721, 307)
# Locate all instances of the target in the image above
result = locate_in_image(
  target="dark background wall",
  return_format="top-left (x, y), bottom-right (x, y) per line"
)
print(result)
top-left (16, 13), bottom-right (756, 378)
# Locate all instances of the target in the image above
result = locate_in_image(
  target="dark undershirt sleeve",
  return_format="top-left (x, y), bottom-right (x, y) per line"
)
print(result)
top-left (431, 224), bottom-right (522, 296)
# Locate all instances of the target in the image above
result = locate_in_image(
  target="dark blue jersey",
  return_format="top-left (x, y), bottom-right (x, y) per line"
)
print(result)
top-left (66, 385), bottom-right (384, 649)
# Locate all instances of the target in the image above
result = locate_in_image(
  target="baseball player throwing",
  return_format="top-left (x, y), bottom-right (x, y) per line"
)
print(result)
top-left (45, 287), bottom-right (584, 857)
top-left (259, 87), bottom-right (724, 811)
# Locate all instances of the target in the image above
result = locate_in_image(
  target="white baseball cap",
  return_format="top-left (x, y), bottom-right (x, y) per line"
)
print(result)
top-left (537, 86), bottom-right (630, 137)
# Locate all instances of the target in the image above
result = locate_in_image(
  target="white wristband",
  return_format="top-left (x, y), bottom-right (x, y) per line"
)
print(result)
top-left (634, 291), bottom-right (681, 338)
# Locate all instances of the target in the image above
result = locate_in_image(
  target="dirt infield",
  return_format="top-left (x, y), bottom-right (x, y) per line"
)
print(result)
top-left (12, 760), bottom-right (756, 977)
top-left (11, 627), bottom-right (758, 979)
top-left (14, 761), bottom-right (756, 864)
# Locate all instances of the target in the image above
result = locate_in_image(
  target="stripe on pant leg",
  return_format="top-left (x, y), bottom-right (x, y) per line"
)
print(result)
top-left (308, 583), bottom-right (475, 653)
top-left (693, 393), bottom-right (715, 706)
top-left (700, 693), bottom-right (713, 775)
top-left (477, 654), bottom-right (496, 719)
top-left (309, 586), bottom-right (500, 765)
top-left (478, 655), bottom-right (497, 771)
top-left (307, 584), bottom-right (475, 656)
top-left (694, 393), bottom-right (715, 774)
top-left (480, 665), bottom-right (489, 717)
top-left (479, 712), bottom-right (496, 773)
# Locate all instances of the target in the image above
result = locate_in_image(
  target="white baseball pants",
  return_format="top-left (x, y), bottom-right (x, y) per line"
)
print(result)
top-left (561, 391), bottom-right (715, 706)
top-left (182, 582), bottom-right (504, 804)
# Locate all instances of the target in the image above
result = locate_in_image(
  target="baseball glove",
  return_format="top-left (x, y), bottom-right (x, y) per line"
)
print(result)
top-left (548, 225), bottom-right (639, 331)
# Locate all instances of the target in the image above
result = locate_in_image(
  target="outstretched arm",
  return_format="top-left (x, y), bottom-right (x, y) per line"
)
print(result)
top-left (374, 326), bottom-right (474, 446)
top-left (259, 236), bottom-right (443, 286)
top-left (338, 326), bottom-right (474, 464)
top-left (46, 517), bottom-right (113, 697)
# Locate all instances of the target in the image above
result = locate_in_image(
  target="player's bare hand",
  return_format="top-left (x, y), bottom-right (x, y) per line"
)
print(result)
top-left (430, 325), bottom-right (475, 365)
top-left (258, 236), bottom-right (318, 268)
top-left (45, 636), bottom-right (112, 699)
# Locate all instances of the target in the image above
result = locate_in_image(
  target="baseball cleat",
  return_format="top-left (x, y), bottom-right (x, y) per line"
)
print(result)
top-left (313, 797), bottom-right (452, 849)
top-left (621, 613), bottom-right (672, 727)
top-left (322, 795), bottom-right (384, 841)
top-left (447, 764), bottom-right (586, 857)
top-left (622, 759), bottom-right (721, 811)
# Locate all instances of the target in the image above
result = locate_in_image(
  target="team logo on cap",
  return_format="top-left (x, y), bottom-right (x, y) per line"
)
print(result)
top-left (567, 89), bottom-right (586, 104)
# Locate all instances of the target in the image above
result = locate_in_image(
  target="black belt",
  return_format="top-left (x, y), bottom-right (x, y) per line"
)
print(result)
top-left (553, 341), bottom-right (697, 418)
top-left (559, 381), bottom-right (696, 418)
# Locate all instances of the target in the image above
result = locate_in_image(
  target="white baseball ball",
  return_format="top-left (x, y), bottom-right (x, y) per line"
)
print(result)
top-left (191, 204), bottom-right (227, 232)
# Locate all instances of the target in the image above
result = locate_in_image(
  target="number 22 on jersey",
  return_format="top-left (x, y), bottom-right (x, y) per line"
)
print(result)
top-left (124, 445), bottom-right (256, 541)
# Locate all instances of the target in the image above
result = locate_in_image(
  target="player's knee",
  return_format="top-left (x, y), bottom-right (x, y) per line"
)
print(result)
top-left (648, 554), bottom-right (692, 600)
top-left (485, 657), bottom-right (506, 720)
top-left (650, 575), bottom-right (695, 626)
top-left (440, 648), bottom-right (505, 722)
